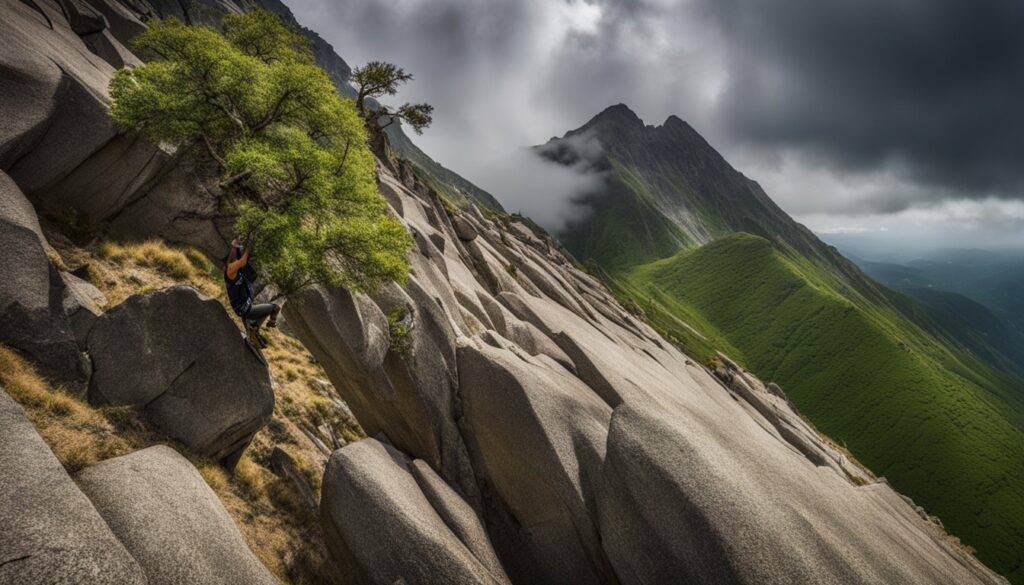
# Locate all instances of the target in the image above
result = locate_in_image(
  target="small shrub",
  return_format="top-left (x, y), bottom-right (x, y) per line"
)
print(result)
top-left (386, 306), bottom-right (412, 354)
top-left (505, 263), bottom-right (518, 278)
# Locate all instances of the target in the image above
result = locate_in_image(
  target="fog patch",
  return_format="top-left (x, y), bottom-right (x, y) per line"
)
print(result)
top-left (472, 141), bottom-right (607, 233)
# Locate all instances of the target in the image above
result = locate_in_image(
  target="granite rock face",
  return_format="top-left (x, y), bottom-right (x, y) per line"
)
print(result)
top-left (75, 445), bottom-right (279, 585)
top-left (457, 335), bottom-right (615, 584)
top-left (320, 438), bottom-right (510, 585)
top-left (61, 271), bottom-right (106, 349)
top-left (87, 286), bottom-right (273, 464)
top-left (0, 0), bottom-right (1010, 583)
top-left (0, 388), bottom-right (147, 584)
top-left (0, 0), bottom-right (232, 258)
top-left (301, 165), bottom-right (1005, 584)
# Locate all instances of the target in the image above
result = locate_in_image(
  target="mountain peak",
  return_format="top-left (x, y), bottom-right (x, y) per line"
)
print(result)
top-left (584, 103), bottom-right (644, 129)
top-left (664, 114), bottom-right (689, 128)
top-left (600, 102), bottom-right (641, 119)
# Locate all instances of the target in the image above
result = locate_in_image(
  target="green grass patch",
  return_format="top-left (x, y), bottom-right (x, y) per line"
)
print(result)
top-left (624, 233), bottom-right (1024, 582)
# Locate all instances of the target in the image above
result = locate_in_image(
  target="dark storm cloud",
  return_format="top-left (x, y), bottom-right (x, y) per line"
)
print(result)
top-left (284, 0), bottom-right (1024, 243)
top-left (700, 0), bottom-right (1024, 201)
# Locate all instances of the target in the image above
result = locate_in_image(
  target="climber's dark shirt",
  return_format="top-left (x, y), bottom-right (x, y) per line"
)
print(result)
top-left (225, 267), bottom-right (254, 316)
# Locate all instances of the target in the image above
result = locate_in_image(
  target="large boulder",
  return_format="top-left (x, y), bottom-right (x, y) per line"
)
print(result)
top-left (452, 214), bottom-right (479, 242)
top-left (86, 286), bottom-right (273, 464)
top-left (285, 278), bottom-right (480, 504)
top-left (0, 0), bottom-right (222, 252)
top-left (0, 388), bottom-right (147, 584)
top-left (0, 178), bottom-right (89, 392)
top-left (0, 171), bottom-right (47, 249)
top-left (75, 445), bottom-right (278, 585)
top-left (457, 335), bottom-right (616, 584)
top-left (320, 438), bottom-right (510, 585)
top-left (0, 0), bottom-right (151, 207)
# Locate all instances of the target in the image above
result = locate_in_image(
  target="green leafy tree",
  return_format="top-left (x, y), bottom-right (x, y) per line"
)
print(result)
top-left (351, 61), bottom-right (434, 134)
top-left (108, 10), bottom-right (411, 296)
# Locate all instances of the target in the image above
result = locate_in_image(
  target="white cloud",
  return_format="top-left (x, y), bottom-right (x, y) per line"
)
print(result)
top-left (800, 199), bottom-right (1024, 249)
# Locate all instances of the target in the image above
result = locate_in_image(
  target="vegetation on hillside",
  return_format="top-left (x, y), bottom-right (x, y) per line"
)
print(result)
top-left (620, 233), bottom-right (1024, 582)
top-left (560, 159), bottom-right (694, 273)
top-left (11, 231), bottom-right (366, 583)
top-left (109, 10), bottom-right (410, 296)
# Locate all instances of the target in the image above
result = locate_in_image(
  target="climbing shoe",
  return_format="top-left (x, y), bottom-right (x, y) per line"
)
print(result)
top-left (267, 305), bottom-right (281, 329)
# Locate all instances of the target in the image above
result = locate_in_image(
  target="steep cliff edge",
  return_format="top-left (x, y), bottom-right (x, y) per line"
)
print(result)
top-left (0, 1), bottom-right (1010, 583)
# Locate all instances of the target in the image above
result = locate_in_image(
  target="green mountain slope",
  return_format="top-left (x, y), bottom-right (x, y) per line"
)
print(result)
top-left (559, 160), bottom-right (693, 272)
top-left (624, 234), bottom-right (1024, 581)
top-left (545, 105), bottom-right (853, 272)
top-left (543, 105), bottom-right (1024, 581)
top-left (897, 286), bottom-right (1024, 378)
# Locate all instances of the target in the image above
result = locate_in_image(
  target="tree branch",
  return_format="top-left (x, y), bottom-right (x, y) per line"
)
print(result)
top-left (201, 134), bottom-right (228, 170)
top-left (253, 89), bottom-right (296, 132)
top-left (219, 169), bottom-right (252, 189)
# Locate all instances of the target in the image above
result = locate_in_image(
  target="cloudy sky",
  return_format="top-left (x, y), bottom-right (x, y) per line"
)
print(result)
top-left (286, 0), bottom-right (1024, 250)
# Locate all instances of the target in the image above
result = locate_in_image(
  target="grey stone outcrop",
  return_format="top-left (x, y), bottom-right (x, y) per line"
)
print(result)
top-left (75, 445), bottom-right (279, 585)
top-left (87, 286), bottom-right (273, 464)
top-left (320, 438), bottom-right (510, 585)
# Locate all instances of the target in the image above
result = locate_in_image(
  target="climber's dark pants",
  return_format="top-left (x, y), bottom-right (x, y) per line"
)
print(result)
top-left (244, 303), bottom-right (278, 328)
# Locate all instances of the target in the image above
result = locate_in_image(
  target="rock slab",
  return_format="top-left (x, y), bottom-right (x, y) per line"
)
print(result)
top-left (87, 285), bottom-right (273, 463)
top-left (320, 438), bottom-right (510, 585)
top-left (0, 174), bottom-right (89, 392)
top-left (0, 388), bottom-right (146, 584)
top-left (75, 444), bottom-right (279, 585)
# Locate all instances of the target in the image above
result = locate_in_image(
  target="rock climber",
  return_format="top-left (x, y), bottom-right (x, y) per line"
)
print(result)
top-left (224, 238), bottom-right (279, 348)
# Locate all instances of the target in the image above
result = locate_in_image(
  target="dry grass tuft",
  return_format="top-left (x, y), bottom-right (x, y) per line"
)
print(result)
top-left (80, 239), bottom-right (224, 305)
top-left (100, 240), bottom-right (196, 280)
top-left (0, 346), bottom-right (137, 472)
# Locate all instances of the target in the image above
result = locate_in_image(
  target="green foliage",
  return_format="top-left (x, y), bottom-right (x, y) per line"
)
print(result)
top-left (386, 306), bottom-right (411, 354)
top-left (505, 263), bottom-right (518, 278)
top-left (109, 11), bottom-right (410, 295)
top-left (625, 233), bottom-right (1024, 582)
top-left (352, 61), bottom-right (411, 109)
top-left (351, 61), bottom-right (433, 134)
top-left (560, 159), bottom-right (693, 273)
